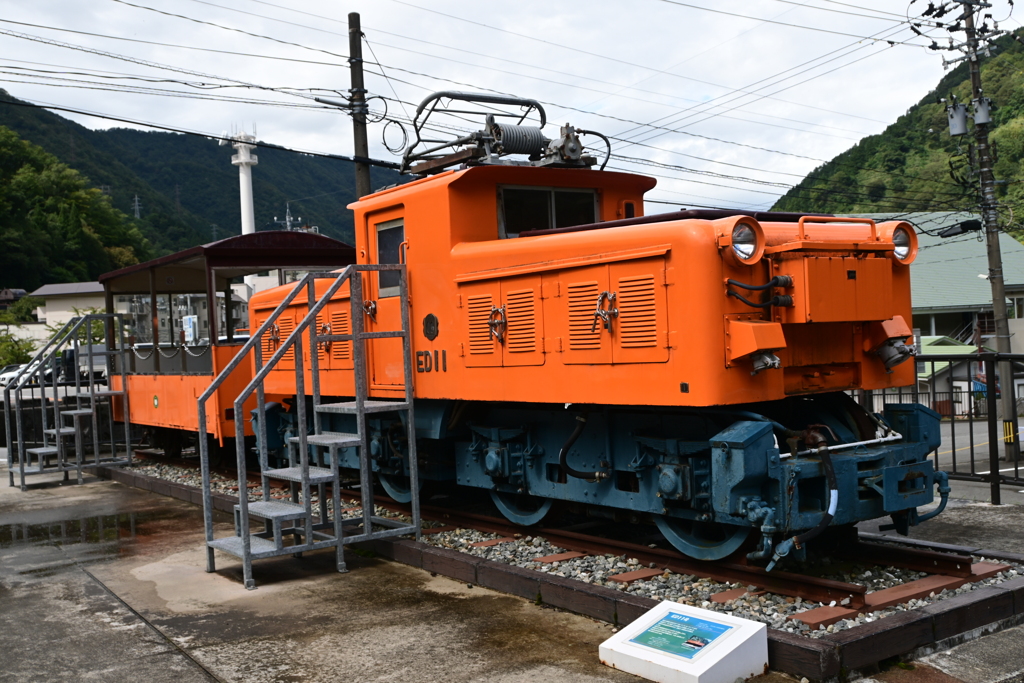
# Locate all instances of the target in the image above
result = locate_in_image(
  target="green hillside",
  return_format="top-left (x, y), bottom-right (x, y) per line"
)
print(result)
top-left (0, 126), bottom-right (150, 289)
top-left (772, 31), bottom-right (1024, 218)
top-left (0, 89), bottom-right (399, 255)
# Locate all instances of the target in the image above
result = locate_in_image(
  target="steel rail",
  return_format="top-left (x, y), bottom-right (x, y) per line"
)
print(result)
top-left (123, 452), bottom-right (978, 608)
top-left (409, 504), bottom-right (868, 608)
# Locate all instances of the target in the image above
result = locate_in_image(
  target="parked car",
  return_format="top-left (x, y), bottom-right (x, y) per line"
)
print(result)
top-left (0, 364), bottom-right (26, 388)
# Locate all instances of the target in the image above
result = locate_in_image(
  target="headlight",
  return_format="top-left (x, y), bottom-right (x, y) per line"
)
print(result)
top-left (893, 228), bottom-right (910, 260)
top-left (732, 224), bottom-right (757, 260)
top-left (727, 221), bottom-right (764, 265)
top-left (891, 225), bottom-right (917, 264)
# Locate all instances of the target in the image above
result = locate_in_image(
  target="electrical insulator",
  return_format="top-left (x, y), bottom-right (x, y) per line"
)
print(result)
top-left (947, 103), bottom-right (968, 136)
top-left (973, 97), bottom-right (992, 125)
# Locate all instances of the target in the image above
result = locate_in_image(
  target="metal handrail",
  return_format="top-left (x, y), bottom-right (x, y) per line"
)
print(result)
top-left (8, 316), bottom-right (91, 483)
top-left (5, 313), bottom-right (132, 488)
top-left (872, 350), bottom-right (1024, 504)
top-left (197, 270), bottom-right (344, 563)
top-left (4, 317), bottom-right (79, 480)
top-left (222, 267), bottom-right (356, 578)
top-left (201, 263), bottom-right (419, 587)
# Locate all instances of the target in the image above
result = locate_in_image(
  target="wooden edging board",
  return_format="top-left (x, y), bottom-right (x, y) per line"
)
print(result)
top-left (94, 466), bottom-right (1024, 681)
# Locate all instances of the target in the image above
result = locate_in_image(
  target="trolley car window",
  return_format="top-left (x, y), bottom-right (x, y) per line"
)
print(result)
top-left (498, 186), bottom-right (597, 238)
top-left (376, 218), bottom-right (404, 298)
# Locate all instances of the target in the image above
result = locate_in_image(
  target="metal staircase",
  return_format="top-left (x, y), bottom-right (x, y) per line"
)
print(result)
top-left (199, 264), bottom-right (420, 589)
top-left (4, 315), bottom-right (133, 490)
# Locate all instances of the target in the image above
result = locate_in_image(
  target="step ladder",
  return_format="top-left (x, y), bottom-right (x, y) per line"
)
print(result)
top-left (199, 264), bottom-right (420, 589)
top-left (4, 315), bottom-right (133, 490)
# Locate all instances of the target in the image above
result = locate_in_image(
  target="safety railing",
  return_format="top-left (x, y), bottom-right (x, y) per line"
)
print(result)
top-left (196, 273), bottom-right (323, 552)
top-left (198, 264), bottom-right (420, 588)
top-left (4, 314), bottom-right (133, 489)
top-left (860, 351), bottom-right (1024, 504)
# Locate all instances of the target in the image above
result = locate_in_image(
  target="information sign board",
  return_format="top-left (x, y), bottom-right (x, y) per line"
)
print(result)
top-left (600, 601), bottom-right (767, 683)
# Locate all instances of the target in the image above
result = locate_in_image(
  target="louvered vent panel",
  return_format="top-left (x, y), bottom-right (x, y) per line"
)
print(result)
top-left (330, 310), bottom-right (352, 361)
top-left (467, 294), bottom-right (495, 355)
top-left (568, 281), bottom-right (602, 350)
top-left (616, 275), bottom-right (658, 348)
top-left (277, 317), bottom-right (295, 361)
top-left (315, 313), bottom-right (328, 361)
top-left (505, 288), bottom-right (536, 353)
top-left (255, 318), bottom-right (273, 357)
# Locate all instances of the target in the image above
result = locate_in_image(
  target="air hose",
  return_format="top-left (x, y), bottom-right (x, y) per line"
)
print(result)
top-left (766, 444), bottom-right (839, 571)
top-left (559, 415), bottom-right (607, 481)
top-left (727, 290), bottom-right (793, 308)
top-left (726, 275), bottom-right (793, 291)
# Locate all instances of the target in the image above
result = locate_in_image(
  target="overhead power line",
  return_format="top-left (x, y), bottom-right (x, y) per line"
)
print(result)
top-left (0, 18), bottom-right (347, 68)
top-left (108, 0), bottom-right (351, 63)
top-left (766, 0), bottom-right (904, 21)
top-left (0, 75), bottom-right (340, 111)
top-left (653, 0), bottom-right (925, 45)
top-left (609, 17), bottom-right (922, 144)
top-left (380, 0), bottom-right (889, 124)
top-left (0, 26), bottom-right (341, 104)
top-left (221, 0), bottom-right (874, 137)
top-left (0, 97), bottom-right (400, 169)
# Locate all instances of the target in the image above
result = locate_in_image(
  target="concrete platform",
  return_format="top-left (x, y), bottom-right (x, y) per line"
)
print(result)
top-left (0, 466), bottom-right (635, 682)
top-left (3, 457), bottom-right (1024, 682)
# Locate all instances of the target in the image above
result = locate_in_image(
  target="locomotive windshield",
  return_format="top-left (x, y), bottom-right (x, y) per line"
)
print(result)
top-left (498, 186), bottom-right (597, 238)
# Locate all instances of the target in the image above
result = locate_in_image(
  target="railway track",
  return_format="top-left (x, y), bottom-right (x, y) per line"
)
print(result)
top-left (363, 496), bottom-right (999, 623)
top-left (131, 450), bottom-right (1010, 628)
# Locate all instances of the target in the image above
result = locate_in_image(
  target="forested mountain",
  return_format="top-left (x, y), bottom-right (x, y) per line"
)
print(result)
top-left (0, 89), bottom-right (399, 257)
top-left (772, 31), bottom-right (1024, 218)
top-left (0, 126), bottom-right (150, 289)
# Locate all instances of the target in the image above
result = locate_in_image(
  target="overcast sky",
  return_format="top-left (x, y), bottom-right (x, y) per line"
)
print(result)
top-left (0, 0), bottom-right (1018, 215)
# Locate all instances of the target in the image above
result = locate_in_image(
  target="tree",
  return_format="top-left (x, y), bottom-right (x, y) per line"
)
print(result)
top-left (0, 331), bottom-right (35, 366)
top-left (0, 295), bottom-right (42, 329)
top-left (0, 126), bottom-right (152, 290)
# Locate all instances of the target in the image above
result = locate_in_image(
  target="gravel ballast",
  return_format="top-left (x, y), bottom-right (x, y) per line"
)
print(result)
top-left (130, 457), bottom-right (1022, 638)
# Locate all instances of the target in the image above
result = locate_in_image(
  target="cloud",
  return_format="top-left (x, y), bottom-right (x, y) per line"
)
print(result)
top-left (0, 0), bottom-right (984, 211)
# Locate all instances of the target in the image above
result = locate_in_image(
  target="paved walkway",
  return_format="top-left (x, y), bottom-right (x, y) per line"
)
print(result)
top-left (0, 466), bottom-right (634, 682)
top-left (2, 459), bottom-right (1022, 682)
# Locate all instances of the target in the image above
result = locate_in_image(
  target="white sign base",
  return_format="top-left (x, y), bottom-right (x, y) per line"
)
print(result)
top-left (599, 601), bottom-right (768, 683)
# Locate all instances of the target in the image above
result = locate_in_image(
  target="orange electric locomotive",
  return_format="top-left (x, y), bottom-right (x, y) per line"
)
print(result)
top-left (245, 93), bottom-right (946, 566)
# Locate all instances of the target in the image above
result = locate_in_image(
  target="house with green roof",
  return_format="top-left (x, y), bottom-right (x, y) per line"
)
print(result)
top-left (860, 213), bottom-right (1024, 350)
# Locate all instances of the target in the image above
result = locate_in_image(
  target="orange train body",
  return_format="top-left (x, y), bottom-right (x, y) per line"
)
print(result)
top-left (249, 164), bottom-right (916, 406)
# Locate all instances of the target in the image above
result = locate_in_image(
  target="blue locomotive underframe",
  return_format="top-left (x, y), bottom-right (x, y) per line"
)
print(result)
top-left (254, 394), bottom-right (944, 562)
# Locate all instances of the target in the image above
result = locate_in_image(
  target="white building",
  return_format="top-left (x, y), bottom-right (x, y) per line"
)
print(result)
top-left (29, 282), bottom-right (106, 327)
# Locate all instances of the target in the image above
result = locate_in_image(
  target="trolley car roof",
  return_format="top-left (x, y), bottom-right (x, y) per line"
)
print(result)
top-left (99, 231), bottom-right (356, 294)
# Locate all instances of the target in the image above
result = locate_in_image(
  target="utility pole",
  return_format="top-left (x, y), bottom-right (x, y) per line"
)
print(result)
top-left (933, 1), bottom-right (1018, 460)
top-left (349, 12), bottom-right (372, 198)
top-left (965, 7), bottom-right (1016, 458)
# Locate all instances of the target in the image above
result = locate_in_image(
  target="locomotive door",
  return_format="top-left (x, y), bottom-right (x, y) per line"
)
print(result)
top-left (461, 275), bottom-right (544, 368)
top-left (367, 215), bottom-right (407, 391)
top-left (562, 258), bottom-right (668, 365)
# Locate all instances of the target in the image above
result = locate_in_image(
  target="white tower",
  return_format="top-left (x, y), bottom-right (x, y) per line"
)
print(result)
top-left (221, 130), bottom-right (259, 296)
top-left (228, 132), bottom-right (258, 236)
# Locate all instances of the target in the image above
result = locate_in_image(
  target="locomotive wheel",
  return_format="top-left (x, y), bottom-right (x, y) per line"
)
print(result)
top-left (654, 515), bottom-right (750, 561)
top-left (378, 474), bottom-right (421, 504)
top-left (490, 491), bottom-right (553, 526)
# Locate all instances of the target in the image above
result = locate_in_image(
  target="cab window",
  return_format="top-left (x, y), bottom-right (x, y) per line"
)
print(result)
top-left (498, 186), bottom-right (597, 238)
top-left (375, 218), bottom-right (404, 298)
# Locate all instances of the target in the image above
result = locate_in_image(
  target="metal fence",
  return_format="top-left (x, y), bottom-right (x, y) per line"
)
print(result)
top-left (860, 352), bottom-right (1024, 504)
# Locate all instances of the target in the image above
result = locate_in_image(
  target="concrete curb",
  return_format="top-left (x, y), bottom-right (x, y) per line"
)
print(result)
top-left (95, 465), bottom-right (1024, 682)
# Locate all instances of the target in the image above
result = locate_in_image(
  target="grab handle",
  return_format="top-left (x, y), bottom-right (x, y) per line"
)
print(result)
top-left (796, 216), bottom-right (877, 241)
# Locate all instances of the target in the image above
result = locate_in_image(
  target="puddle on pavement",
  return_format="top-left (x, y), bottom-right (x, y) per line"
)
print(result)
top-left (0, 509), bottom-right (182, 553)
